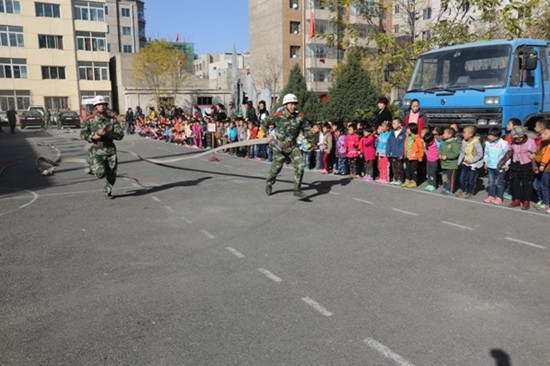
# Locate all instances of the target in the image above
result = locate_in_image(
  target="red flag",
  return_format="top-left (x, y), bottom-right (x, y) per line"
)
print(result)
top-left (176, 33), bottom-right (180, 43)
top-left (308, 8), bottom-right (315, 40)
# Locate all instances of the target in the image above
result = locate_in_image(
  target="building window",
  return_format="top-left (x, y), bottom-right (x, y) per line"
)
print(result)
top-left (74, 1), bottom-right (105, 22)
top-left (394, 4), bottom-right (400, 14)
top-left (421, 30), bottom-right (431, 41)
top-left (0, 58), bottom-right (27, 79)
top-left (123, 44), bottom-right (132, 53)
top-left (290, 46), bottom-right (300, 59)
top-left (394, 25), bottom-right (399, 34)
top-left (76, 31), bottom-right (106, 51)
top-left (45, 96), bottom-right (68, 110)
top-left (197, 96), bottom-right (212, 105)
top-left (104, 5), bottom-right (107, 15)
top-left (423, 7), bottom-right (432, 20)
top-left (35, 2), bottom-right (61, 18)
top-left (0, 25), bottom-right (24, 47)
top-left (290, 21), bottom-right (300, 34)
top-left (38, 34), bottom-right (63, 49)
top-left (78, 61), bottom-right (109, 81)
top-left (0, 89), bottom-right (30, 110)
top-left (121, 7), bottom-right (130, 17)
top-left (122, 26), bottom-right (132, 36)
top-left (41, 66), bottom-right (66, 80)
top-left (0, 0), bottom-right (21, 14)
top-left (289, 0), bottom-right (298, 9)
top-left (307, 69), bottom-right (331, 83)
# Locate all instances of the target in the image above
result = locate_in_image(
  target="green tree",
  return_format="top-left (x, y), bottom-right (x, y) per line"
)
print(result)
top-left (323, 47), bottom-right (379, 124)
top-left (278, 64), bottom-right (321, 121)
top-left (132, 40), bottom-right (188, 106)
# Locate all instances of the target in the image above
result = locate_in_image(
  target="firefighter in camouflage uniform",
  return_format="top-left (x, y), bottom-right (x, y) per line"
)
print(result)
top-left (263, 94), bottom-right (315, 198)
top-left (80, 96), bottom-right (124, 199)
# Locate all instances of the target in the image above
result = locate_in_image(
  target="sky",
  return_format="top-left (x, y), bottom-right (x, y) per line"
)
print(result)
top-left (145, 0), bottom-right (250, 56)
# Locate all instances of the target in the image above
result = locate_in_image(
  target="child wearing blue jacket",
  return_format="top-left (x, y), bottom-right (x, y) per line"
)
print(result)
top-left (386, 117), bottom-right (407, 185)
top-left (483, 127), bottom-right (509, 205)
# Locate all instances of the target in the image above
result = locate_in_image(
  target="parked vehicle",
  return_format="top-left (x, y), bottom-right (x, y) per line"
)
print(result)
top-left (20, 110), bottom-right (44, 129)
top-left (0, 111), bottom-right (8, 128)
top-left (28, 106), bottom-right (45, 116)
top-left (403, 38), bottom-right (550, 131)
top-left (59, 111), bottom-right (81, 128)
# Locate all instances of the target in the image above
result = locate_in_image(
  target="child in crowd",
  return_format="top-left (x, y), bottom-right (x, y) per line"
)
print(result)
top-left (321, 123), bottom-right (333, 174)
top-left (497, 126), bottom-right (537, 210)
top-left (299, 132), bottom-right (313, 169)
top-left (335, 126), bottom-right (347, 175)
top-left (402, 122), bottom-right (424, 188)
top-left (532, 126), bottom-right (550, 213)
top-left (360, 125), bottom-right (376, 181)
top-left (423, 131), bottom-right (439, 191)
top-left (502, 118), bottom-right (522, 200)
top-left (386, 117), bottom-right (407, 185)
top-left (449, 122), bottom-right (463, 144)
top-left (344, 124), bottom-right (360, 177)
top-left (375, 121), bottom-right (391, 183)
top-left (228, 121), bottom-right (238, 156)
top-left (534, 120), bottom-right (548, 148)
top-left (483, 127), bottom-right (509, 205)
top-left (192, 121), bottom-right (202, 148)
top-left (439, 127), bottom-right (460, 195)
top-left (433, 127), bottom-right (444, 148)
top-left (456, 125), bottom-right (484, 199)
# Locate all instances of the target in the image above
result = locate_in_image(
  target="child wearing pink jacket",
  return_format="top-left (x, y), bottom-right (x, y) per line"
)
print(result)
top-left (344, 124), bottom-right (360, 177)
top-left (360, 125), bottom-right (376, 181)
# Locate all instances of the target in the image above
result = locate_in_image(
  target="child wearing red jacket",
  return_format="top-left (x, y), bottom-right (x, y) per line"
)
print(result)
top-left (402, 123), bottom-right (424, 188)
top-left (360, 125), bottom-right (376, 181)
top-left (344, 124), bottom-right (361, 177)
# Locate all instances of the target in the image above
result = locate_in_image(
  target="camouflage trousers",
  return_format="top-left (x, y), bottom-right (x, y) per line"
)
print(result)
top-left (266, 147), bottom-right (305, 191)
top-left (90, 151), bottom-right (118, 196)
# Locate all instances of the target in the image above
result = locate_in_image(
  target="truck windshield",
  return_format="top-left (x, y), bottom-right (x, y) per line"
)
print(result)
top-left (408, 44), bottom-right (512, 92)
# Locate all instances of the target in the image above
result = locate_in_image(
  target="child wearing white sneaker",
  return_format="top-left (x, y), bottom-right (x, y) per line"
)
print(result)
top-left (423, 131), bottom-right (439, 191)
top-left (483, 127), bottom-right (509, 205)
top-left (360, 125), bottom-right (376, 181)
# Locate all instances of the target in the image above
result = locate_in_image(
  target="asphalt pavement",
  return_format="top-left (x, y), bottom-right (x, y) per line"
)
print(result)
top-left (1, 129), bottom-right (549, 365)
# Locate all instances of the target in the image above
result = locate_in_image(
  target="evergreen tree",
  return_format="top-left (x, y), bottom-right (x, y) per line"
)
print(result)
top-left (278, 64), bottom-right (321, 121)
top-left (323, 47), bottom-right (379, 125)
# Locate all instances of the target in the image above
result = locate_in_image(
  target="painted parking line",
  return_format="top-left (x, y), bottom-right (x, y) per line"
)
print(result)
top-left (392, 208), bottom-right (418, 216)
top-left (257, 268), bottom-right (282, 283)
top-left (200, 229), bottom-right (216, 240)
top-left (441, 221), bottom-right (474, 231)
top-left (353, 198), bottom-right (374, 205)
top-left (226, 247), bottom-right (245, 258)
top-left (505, 237), bottom-right (545, 249)
top-left (301, 297), bottom-right (332, 317)
top-left (151, 196), bottom-right (161, 202)
top-left (363, 338), bottom-right (416, 366)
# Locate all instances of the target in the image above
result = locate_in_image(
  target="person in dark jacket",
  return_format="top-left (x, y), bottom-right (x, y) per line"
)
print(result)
top-left (386, 117), bottom-right (407, 185)
top-left (374, 97), bottom-right (392, 128)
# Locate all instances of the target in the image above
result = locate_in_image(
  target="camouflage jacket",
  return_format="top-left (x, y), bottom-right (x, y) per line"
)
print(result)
top-left (262, 109), bottom-right (314, 150)
top-left (80, 112), bottom-right (124, 154)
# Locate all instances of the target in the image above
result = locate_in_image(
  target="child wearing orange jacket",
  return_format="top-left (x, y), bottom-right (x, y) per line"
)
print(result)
top-left (402, 122), bottom-right (424, 188)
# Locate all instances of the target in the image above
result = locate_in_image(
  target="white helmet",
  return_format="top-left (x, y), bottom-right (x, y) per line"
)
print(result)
top-left (93, 95), bottom-right (108, 106)
top-left (282, 93), bottom-right (298, 105)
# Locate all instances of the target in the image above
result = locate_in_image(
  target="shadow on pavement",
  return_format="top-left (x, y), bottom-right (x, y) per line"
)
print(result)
top-left (490, 349), bottom-right (511, 366)
top-left (112, 176), bottom-right (212, 199)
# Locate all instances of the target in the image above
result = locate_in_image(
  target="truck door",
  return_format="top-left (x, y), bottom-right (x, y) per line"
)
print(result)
top-left (508, 46), bottom-right (542, 126)
top-left (543, 45), bottom-right (550, 117)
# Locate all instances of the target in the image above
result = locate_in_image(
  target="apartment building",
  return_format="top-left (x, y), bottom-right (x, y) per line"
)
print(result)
top-left (194, 52), bottom-right (249, 90)
top-left (0, 0), bottom-right (144, 113)
top-left (249, 0), bottom-right (391, 97)
top-left (105, 0), bottom-right (146, 54)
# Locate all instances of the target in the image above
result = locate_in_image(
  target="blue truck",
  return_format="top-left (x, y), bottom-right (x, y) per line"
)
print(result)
top-left (403, 38), bottom-right (550, 131)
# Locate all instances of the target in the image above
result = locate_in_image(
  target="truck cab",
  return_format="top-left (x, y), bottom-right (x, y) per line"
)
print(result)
top-left (403, 39), bottom-right (550, 131)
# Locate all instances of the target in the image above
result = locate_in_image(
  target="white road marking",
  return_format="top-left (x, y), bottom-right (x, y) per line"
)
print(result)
top-left (151, 196), bottom-right (161, 202)
top-left (0, 190), bottom-right (39, 218)
top-left (392, 208), bottom-right (418, 216)
top-left (505, 237), bottom-right (545, 249)
top-left (164, 206), bottom-right (175, 212)
top-left (132, 183), bottom-right (140, 187)
top-left (441, 221), bottom-right (474, 231)
top-left (181, 216), bottom-right (192, 224)
top-left (257, 268), bottom-right (282, 283)
top-left (123, 177), bottom-right (130, 181)
top-left (329, 191), bottom-right (340, 196)
top-left (226, 247), bottom-right (245, 258)
top-left (363, 338), bottom-right (416, 366)
top-left (301, 297), bottom-right (332, 317)
top-left (200, 230), bottom-right (216, 239)
top-left (353, 198), bottom-right (374, 205)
